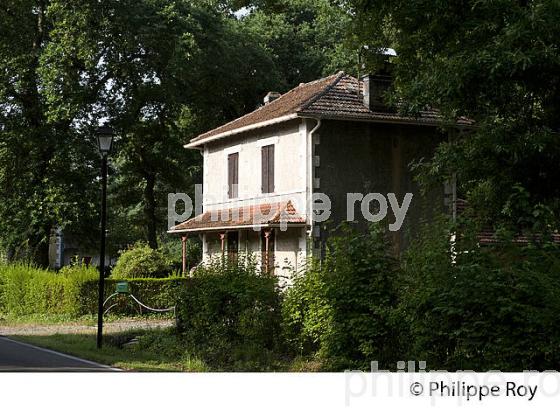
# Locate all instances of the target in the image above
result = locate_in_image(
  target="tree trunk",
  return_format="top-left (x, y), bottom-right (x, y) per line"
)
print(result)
top-left (143, 173), bottom-right (158, 249)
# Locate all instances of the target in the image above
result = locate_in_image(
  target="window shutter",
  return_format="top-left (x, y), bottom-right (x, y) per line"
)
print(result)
top-left (228, 153), bottom-right (239, 198)
top-left (262, 145), bottom-right (274, 193)
top-left (228, 154), bottom-right (233, 198)
top-left (268, 145), bottom-right (274, 193)
top-left (262, 147), bottom-right (268, 193)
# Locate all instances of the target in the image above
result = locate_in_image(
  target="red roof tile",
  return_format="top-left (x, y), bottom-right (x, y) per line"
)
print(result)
top-left (188, 72), bottom-right (473, 146)
top-left (455, 199), bottom-right (560, 245)
top-left (189, 73), bottom-right (342, 144)
top-left (168, 201), bottom-right (306, 233)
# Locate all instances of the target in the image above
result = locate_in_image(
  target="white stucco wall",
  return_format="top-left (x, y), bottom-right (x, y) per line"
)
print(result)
top-left (198, 118), bottom-right (320, 272)
top-left (202, 119), bottom-right (309, 215)
top-left (202, 228), bottom-right (306, 282)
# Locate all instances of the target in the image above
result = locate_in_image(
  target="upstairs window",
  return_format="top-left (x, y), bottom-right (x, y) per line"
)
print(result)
top-left (228, 152), bottom-right (239, 198)
top-left (261, 144), bottom-right (275, 193)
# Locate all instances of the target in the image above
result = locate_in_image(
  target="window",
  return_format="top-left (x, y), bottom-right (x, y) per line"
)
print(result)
top-left (261, 144), bottom-right (275, 193)
top-left (228, 152), bottom-right (239, 198)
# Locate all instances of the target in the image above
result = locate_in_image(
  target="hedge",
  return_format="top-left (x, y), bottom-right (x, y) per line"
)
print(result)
top-left (0, 263), bottom-right (187, 317)
top-left (175, 257), bottom-right (282, 368)
top-left (81, 277), bottom-right (188, 315)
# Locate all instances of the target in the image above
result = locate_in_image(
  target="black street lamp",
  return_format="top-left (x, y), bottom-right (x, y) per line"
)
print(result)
top-left (96, 124), bottom-right (114, 349)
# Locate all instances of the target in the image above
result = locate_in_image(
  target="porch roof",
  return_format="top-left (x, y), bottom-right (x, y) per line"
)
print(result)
top-left (168, 200), bottom-right (306, 233)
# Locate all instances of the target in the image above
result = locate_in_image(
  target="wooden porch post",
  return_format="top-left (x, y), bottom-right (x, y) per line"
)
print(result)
top-left (219, 232), bottom-right (226, 259)
top-left (264, 229), bottom-right (271, 273)
top-left (181, 235), bottom-right (188, 275)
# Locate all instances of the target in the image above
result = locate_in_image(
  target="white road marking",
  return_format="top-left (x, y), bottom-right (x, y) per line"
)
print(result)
top-left (0, 337), bottom-right (122, 371)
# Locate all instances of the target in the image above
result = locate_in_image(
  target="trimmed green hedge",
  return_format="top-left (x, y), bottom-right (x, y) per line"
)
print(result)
top-left (0, 264), bottom-right (98, 316)
top-left (81, 277), bottom-right (188, 315)
top-left (0, 263), bottom-right (187, 317)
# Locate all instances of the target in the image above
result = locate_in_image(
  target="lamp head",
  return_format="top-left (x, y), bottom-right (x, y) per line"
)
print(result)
top-left (96, 124), bottom-right (114, 155)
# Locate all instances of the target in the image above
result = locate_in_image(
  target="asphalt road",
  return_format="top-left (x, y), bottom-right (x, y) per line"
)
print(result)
top-left (0, 337), bottom-right (116, 372)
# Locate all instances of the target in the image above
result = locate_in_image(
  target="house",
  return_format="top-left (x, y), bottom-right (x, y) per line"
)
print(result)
top-left (48, 227), bottom-right (114, 270)
top-left (168, 70), bottom-right (471, 275)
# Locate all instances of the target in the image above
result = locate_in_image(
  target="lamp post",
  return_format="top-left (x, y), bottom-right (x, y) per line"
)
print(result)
top-left (96, 124), bottom-right (114, 349)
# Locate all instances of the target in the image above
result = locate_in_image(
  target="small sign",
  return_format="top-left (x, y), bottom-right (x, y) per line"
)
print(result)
top-left (116, 281), bottom-right (130, 294)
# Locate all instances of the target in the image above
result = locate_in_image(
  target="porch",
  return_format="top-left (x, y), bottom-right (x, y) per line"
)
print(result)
top-left (168, 200), bottom-right (308, 275)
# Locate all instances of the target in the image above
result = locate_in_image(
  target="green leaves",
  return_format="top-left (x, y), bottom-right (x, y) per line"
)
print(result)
top-left (111, 242), bottom-right (173, 279)
top-left (175, 256), bottom-right (281, 369)
top-left (282, 223), bottom-right (402, 370)
top-left (348, 0), bottom-right (560, 231)
top-left (403, 216), bottom-right (560, 371)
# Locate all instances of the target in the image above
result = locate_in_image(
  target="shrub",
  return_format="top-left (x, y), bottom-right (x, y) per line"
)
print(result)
top-left (282, 224), bottom-right (403, 370)
top-left (79, 277), bottom-right (188, 315)
top-left (111, 242), bottom-right (172, 279)
top-left (175, 256), bottom-right (281, 369)
top-left (0, 263), bottom-right (98, 316)
top-left (0, 262), bottom-right (186, 317)
top-left (402, 216), bottom-right (560, 371)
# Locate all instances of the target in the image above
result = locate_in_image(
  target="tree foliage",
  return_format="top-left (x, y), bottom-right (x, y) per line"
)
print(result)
top-left (402, 216), bottom-right (560, 371)
top-left (282, 224), bottom-right (403, 370)
top-left (0, 0), bottom-right (348, 262)
top-left (346, 0), bottom-right (560, 232)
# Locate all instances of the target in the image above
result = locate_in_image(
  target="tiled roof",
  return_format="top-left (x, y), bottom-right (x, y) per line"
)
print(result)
top-left (189, 73), bottom-right (341, 144)
top-left (168, 201), bottom-right (306, 233)
top-left (188, 71), bottom-right (473, 146)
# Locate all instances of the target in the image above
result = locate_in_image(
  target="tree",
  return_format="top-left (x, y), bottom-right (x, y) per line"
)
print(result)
top-left (0, 0), bottom-right (100, 265)
top-left (345, 0), bottom-right (560, 232)
top-left (39, 1), bottom-right (221, 250)
top-left (240, 0), bottom-right (356, 87)
top-left (1, 0), bottom-right (357, 263)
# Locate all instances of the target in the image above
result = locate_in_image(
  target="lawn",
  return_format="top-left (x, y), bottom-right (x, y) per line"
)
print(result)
top-left (11, 326), bottom-right (322, 372)
top-left (14, 328), bottom-right (209, 372)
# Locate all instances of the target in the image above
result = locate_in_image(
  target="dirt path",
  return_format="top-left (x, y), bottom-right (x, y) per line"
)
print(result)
top-left (0, 318), bottom-right (174, 336)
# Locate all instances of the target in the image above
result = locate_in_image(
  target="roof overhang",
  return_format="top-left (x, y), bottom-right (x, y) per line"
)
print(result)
top-left (168, 222), bottom-right (307, 234)
top-left (184, 113), bottom-right (299, 149)
top-left (184, 113), bottom-right (473, 149)
top-left (301, 114), bottom-right (474, 129)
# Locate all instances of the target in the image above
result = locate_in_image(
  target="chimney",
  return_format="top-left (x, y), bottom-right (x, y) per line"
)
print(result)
top-left (264, 91), bottom-right (281, 104)
top-left (361, 73), bottom-right (392, 112)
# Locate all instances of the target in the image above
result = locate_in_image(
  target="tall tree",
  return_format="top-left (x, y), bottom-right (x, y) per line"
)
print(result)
top-left (0, 0), bottom-right (99, 264)
top-left (1, 0), bottom-right (358, 262)
top-left (239, 0), bottom-right (355, 87)
top-left (346, 0), bottom-right (560, 232)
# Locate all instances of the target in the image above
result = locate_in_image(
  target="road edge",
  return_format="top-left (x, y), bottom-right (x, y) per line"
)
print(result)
top-left (0, 336), bottom-right (122, 371)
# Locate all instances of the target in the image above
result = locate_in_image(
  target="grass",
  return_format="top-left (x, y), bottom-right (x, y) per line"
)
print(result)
top-left (0, 313), bottom-right (96, 326)
top-left (14, 328), bottom-right (210, 372)
top-left (0, 313), bottom-right (173, 326)
top-left (12, 326), bottom-right (320, 372)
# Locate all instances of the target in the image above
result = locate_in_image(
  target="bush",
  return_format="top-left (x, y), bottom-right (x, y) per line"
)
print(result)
top-left (175, 256), bottom-right (281, 369)
top-left (112, 242), bottom-right (173, 279)
top-left (0, 262), bottom-right (186, 317)
top-left (80, 277), bottom-right (188, 315)
top-left (402, 216), bottom-right (560, 371)
top-left (282, 224), bottom-right (403, 370)
top-left (0, 263), bottom-right (98, 316)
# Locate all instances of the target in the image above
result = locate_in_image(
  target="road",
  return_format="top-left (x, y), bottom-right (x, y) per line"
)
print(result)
top-left (0, 337), bottom-right (116, 371)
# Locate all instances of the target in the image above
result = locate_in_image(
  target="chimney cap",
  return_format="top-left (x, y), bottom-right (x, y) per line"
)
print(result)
top-left (264, 91), bottom-right (281, 104)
